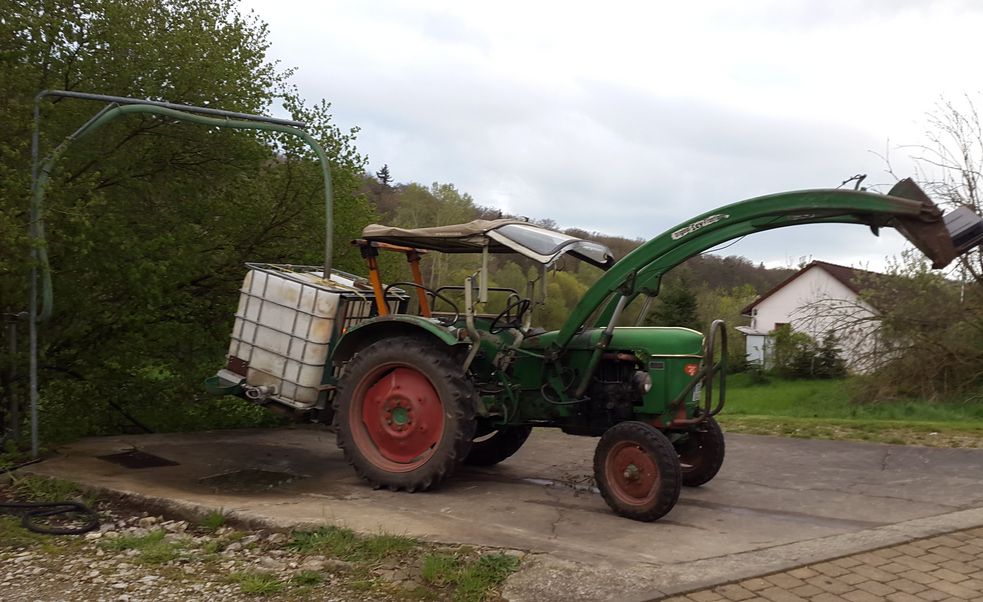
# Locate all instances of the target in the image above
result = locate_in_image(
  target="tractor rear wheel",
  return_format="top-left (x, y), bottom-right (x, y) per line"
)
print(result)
top-left (677, 416), bottom-right (725, 487)
top-left (464, 425), bottom-right (532, 466)
top-left (593, 421), bottom-right (681, 522)
top-left (334, 336), bottom-right (476, 492)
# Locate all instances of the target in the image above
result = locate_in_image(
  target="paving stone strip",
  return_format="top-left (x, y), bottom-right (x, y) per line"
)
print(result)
top-left (658, 527), bottom-right (983, 602)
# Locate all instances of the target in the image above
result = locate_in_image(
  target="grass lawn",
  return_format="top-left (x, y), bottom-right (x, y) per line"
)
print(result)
top-left (717, 374), bottom-right (983, 447)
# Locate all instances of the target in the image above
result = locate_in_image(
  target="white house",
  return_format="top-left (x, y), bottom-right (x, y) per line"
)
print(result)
top-left (736, 261), bottom-right (883, 371)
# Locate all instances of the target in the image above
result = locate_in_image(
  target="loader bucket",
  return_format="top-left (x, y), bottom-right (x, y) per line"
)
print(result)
top-left (888, 178), bottom-right (983, 268)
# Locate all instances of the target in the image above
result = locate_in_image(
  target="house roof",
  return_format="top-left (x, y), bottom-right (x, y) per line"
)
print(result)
top-left (740, 260), bottom-right (886, 316)
top-left (735, 325), bottom-right (769, 336)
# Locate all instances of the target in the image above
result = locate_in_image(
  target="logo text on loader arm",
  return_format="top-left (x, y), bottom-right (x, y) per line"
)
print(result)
top-left (671, 214), bottom-right (729, 240)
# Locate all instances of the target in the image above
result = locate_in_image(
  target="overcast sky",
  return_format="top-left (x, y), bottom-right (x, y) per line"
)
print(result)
top-left (241, 0), bottom-right (981, 271)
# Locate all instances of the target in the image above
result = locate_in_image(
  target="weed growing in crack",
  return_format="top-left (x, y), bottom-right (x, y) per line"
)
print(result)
top-left (421, 552), bottom-right (520, 602)
top-left (288, 526), bottom-right (416, 562)
top-left (229, 570), bottom-right (283, 595)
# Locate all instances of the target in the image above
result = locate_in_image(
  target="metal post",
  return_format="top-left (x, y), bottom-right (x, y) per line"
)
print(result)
top-left (1, 320), bottom-right (8, 443)
top-left (29, 96), bottom-right (41, 458)
top-left (7, 319), bottom-right (20, 443)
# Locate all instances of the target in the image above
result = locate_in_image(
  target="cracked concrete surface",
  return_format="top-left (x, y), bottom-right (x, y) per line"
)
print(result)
top-left (880, 448), bottom-right (892, 471)
top-left (22, 426), bottom-right (983, 601)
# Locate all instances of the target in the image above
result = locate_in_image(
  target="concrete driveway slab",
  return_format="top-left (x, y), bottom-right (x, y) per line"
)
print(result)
top-left (24, 427), bottom-right (983, 600)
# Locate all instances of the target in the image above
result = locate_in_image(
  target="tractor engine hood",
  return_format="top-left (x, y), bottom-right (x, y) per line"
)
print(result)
top-left (529, 326), bottom-right (705, 358)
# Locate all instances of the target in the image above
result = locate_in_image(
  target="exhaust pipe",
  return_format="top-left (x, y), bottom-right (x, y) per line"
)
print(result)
top-left (243, 384), bottom-right (276, 402)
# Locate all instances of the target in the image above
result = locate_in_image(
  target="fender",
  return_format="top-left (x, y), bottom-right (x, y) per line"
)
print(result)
top-left (331, 315), bottom-right (466, 365)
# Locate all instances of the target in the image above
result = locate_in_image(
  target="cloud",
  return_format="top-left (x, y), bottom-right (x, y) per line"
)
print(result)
top-left (243, 0), bottom-right (983, 271)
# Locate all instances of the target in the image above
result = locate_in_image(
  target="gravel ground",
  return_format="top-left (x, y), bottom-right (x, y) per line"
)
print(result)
top-left (0, 515), bottom-right (397, 601)
top-left (0, 490), bottom-right (521, 601)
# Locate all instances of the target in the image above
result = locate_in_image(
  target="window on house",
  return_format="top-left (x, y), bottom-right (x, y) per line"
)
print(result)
top-left (771, 322), bottom-right (790, 334)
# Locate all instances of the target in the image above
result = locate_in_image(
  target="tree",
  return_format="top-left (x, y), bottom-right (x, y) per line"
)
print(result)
top-left (793, 250), bottom-right (981, 396)
top-left (645, 277), bottom-right (701, 331)
top-left (836, 96), bottom-right (983, 399)
top-left (375, 164), bottom-right (392, 188)
top-left (860, 253), bottom-right (978, 399)
top-left (535, 271), bottom-right (589, 330)
top-left (696, 283), bottom-right (759, 371)
top-left (815, 332), bottom-right (846, 379)
top-left (393, 182), bottom-right (478, 286)
top-left (0, 0), bottom-right (373, 443)
top-left (902, 95), bottom-right (983, 284)
top-left (770, 325), bottom-right (816, 379)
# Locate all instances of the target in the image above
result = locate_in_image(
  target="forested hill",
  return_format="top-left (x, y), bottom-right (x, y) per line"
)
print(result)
top-left (361, 172), bottom-right (795, 295)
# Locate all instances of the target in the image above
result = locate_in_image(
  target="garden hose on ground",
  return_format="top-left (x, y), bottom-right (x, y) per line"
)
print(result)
top-left (1, 459), bottom-right (100, 535)
top-left (0, 500), bottom-right (100, 535)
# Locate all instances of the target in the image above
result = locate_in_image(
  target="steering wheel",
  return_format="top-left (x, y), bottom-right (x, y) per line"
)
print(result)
top-left (489, 298), bottom-right (532, 334)
top-left (383, 282), bottom-right (460, 326)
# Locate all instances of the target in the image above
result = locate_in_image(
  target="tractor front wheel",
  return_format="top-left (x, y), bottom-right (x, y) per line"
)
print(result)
top-left (676, 416), bottom-right (725, 487)
top-left (593, 421), bottom-right (682, 522)
top-left (334, 336), bottom-right (476, 492)
top-left (464, 425), bottom-right (532, 466)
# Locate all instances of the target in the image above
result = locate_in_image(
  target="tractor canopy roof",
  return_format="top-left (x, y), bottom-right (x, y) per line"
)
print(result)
top-left (361, 219), bottom-right (616, 269)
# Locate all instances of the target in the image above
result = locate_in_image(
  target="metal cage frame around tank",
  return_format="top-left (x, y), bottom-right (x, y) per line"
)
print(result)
top-left (225, 263), bottom-right (408, 409)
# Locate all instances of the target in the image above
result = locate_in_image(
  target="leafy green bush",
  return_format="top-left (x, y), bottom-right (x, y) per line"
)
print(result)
top-left (770, 326), bottom-right (845, 380)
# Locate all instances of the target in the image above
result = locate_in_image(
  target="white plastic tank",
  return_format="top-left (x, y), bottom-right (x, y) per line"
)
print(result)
top-left (226, 264), bottom-right (372, 408)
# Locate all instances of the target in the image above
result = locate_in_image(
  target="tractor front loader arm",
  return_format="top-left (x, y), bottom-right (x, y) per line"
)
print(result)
top-left (555, 179), bottom-right (980, 350)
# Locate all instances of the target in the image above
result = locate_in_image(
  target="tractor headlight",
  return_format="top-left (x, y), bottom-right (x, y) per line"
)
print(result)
top-left (632, 371), bottom-right (652, 394)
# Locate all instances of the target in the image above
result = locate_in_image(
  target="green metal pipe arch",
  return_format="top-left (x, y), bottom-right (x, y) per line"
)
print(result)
top-left (31, 102), bottom-right (335, 322)
top-left (28, 91), bottom-right (335, 457)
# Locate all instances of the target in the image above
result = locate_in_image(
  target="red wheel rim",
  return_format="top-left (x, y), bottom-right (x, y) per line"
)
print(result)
top-left (604, 441), bottom-right (659, 506)
top-left (350, 365), bottom-right (445, 472)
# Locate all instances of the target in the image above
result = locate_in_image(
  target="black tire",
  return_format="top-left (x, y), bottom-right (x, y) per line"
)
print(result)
top-left (593, 421), bottom-right (682, 522)
top-left (677, 416), bottom-right (725, 487)
top-left (334, 336), bottom-right (476, 492)
top-left (464, 425), bottom-right (532, 466)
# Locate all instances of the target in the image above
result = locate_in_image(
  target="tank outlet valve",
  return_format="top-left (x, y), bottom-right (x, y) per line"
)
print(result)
top-left (244, 384), bottom-right (276, 401)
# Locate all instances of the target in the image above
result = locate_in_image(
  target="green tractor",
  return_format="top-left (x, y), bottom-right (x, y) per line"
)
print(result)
top-left (209, 178), bottom-right (982, 521)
